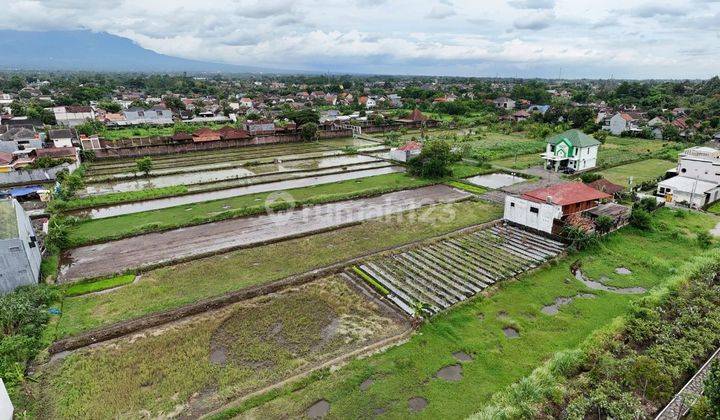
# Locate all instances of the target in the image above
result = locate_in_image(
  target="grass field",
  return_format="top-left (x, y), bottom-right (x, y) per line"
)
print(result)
top-left (597, 158), bottom-right (675, 188)
top-left (54, 200), bottom-right (502, 338)
top-left (202, 209), bottom-right (719, 419)
top-left (36, 276), bottom-right (407, 419)
top-left (65, 164), bottom-right (488, 246)
top-left (491, 136), bottom-right (679, 171)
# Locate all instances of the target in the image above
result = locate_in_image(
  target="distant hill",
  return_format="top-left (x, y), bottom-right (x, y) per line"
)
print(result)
top-left (0, 30), bottom-right (289, 74)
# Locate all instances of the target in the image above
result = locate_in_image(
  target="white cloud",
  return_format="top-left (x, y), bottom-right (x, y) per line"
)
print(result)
top-left (0, 0), bottom-right (718, 78)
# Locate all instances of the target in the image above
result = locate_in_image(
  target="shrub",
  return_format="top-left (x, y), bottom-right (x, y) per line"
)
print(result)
top-left (579, 172), bottom-right (602, 183)
top-left (705, 360), bottom-right (720, 418)
top-left (563, 226), bottom-right (600, 251)
top-left (407, 139), bottom-right (453, 179)
top-left (637, 196), bottom-right (659, 212)
top-left (697, 231), bottom-right (713, 249)
top-left (594, 215), bottom-right (614, 234)
top-left (0, 285), bottom-right (59, 395)
top-left (629, 207), bottom-right (652, 229)
top-left (135, 157), bottom-right (153, 177)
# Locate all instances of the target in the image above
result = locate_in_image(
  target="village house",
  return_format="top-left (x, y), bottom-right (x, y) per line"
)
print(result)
top-left (0, 125), bottom-right (42, 153)
top-left (603, 112), bottom-right (642, 135)
top-left (540, 129), bottom-right (600, 173)
top-left (244, 119), bottom-right (276, 134)
top-left (657, 146), bottom-right (720, 208)
top-left (53, 105), bottom-right (95, 127)
top-left (390, 140), bottom-right (422, 162)
top-left (0, 198), bottom-right (41, 295)
top-left (503, 182), bottom-right (611, 234)
top-left (121, 106), bottom-right (174, 125)
top-left (493, 97), bottom-right (516, 110)
top-left (47, 128), bottom-right (78, 148)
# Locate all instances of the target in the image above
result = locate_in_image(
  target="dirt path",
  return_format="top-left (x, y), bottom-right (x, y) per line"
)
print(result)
top-left (59, 185), bottom-right (469, 282)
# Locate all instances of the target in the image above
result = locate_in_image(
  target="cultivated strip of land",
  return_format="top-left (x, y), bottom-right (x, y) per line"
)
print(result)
top-left (59, 185), bottom-right (470, 282)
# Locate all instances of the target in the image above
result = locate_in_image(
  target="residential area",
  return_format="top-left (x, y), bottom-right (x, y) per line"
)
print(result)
top-left (2, 70), bottom-right (720, 420)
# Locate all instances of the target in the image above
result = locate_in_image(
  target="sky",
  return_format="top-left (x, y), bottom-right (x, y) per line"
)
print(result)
top-left (2, 0), bottom-right (720, 79)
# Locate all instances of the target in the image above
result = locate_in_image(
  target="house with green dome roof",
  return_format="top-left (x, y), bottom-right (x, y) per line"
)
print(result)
top-left (540, 129), bottom-right (600, 172)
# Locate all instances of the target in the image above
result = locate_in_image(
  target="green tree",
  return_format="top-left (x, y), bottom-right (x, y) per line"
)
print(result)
top-left (407, 139), bottom-right (453, 179)
top-left (299, 122), bottom-right (318, 142)
top-left (135, 157), bottom-right (153, 177)
top-left (97, 101), bottom-right (122, 113)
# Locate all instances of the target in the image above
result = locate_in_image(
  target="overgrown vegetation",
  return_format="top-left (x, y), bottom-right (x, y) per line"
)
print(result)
top-left (0, 285), bottom-right (59, 398)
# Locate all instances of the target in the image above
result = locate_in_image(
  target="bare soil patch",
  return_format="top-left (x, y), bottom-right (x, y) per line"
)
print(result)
top-left (408, 397), bottom-right (428, 412)
top-left (436, 364), bottom-right (463, 382)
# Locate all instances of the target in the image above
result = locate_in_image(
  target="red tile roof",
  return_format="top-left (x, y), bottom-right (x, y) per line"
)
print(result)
top-left (522, 182), bottom-right (611, 206)
top-left (398, 141), bottom-right (422, 151)
top-left (587, 178), bottom-right (624, 195)
top-left (0, 152), bottom-right (13, 164)
top-left (35, 147), bottom-right (77, 159)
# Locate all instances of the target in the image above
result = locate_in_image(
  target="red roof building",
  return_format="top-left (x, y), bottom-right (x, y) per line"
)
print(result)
top-left (522, 182), bottom-right (610, 214)
top-left (397, 141), bottom-right (422, 151)
top-left (587, 178), bottom-right (624, 195)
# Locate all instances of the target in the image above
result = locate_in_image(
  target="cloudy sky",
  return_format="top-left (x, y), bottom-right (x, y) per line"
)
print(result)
top-left (2, 0), bottom-right (720, 78)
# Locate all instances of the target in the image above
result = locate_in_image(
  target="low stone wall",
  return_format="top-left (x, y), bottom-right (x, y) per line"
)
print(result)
top-left (93, 134), bottom-right (305, 159)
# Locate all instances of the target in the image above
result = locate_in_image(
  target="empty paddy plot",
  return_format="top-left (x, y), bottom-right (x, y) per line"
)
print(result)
top-left (351, 223), bottom-right (565, 316)
top-left (35, 275), bottom-right (409, 419)
top-left (597, 158), bottom-right (675, 188)
top-left (59, 185), bottom-right (470, 282)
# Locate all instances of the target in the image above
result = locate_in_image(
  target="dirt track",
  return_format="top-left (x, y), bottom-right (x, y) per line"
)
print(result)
top-left (59, 185), bottom-right (469, 282)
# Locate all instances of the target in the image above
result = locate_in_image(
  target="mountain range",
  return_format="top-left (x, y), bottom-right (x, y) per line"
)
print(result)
top-left (0, 30), bottom-right (289, 74)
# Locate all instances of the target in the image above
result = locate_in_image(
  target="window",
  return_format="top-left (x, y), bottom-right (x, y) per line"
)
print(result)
top-left (9, 246), bottom-right (21, 253)
top-left (510, 202), bottom-right (515, 207)
top-left (530, 207), bottom-right (539, 214)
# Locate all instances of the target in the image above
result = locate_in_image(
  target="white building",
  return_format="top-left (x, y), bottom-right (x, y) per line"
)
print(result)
top-left (53, 106), bottom-right (96, 127)
top-left (603, 112), bottom-right (642, 135)
top-left (48, 128), bottom-right (77, 148)
top-left (390, 141), bottom-right (422, 162)
top-left (657, 146), bottom-right (720, 208)
top-left (493, 97), bottom-right (516, 109)
top-left (0, 198), bottom-right (41, 295)
top-left (0, 379), bottom-right (12, 420)
top-left (540, 129), bottom-right (600, 172)
top-left (504, 182), bottom-right (610, 234)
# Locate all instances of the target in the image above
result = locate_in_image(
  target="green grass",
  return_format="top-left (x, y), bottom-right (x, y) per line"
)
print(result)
top-left (65, 164), bottom-right (488, 247)
top-left (491, 153), bottom-right (541, 170)
top-left (60, 186), bottom-right (189, 211)
top-left (597, 159), bottom-right (675, 189)
top-left (40, 247), bottom-right (60, 282)
top-left (204, 209), bottom-right (719, 419)
top-left (353, 266), bottom-right (390, 296)
top-left (63, 274), bottom-right (136, 297)
top-left (445, 181), bottom-right (488, 195)
top-left (55, 200), bottom-right (502, 338)
top-left (35, 276), bottom-right (406, 418)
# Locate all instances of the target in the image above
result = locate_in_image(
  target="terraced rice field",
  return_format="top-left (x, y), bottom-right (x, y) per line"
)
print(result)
top-left (351, 223), bottom-right (565, 316)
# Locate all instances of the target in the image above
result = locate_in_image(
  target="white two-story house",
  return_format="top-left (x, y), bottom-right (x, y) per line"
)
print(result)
top-left (540, 129), bottom-right (600, 173)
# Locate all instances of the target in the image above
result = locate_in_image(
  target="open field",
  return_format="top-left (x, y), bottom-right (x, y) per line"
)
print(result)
top-left (36, 276), bottom-right (408, 419)
top-left (54, 199), bottom-right (502, 338)
top-left (59, 185), bottom-right (470, 282)
top-left (597, 158), bottom-right (675, 188)
top-left (202, 209), bottom-right (719, 419)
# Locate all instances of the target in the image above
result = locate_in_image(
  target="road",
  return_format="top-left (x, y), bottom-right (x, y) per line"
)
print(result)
top-left (59, 185), bottom-right (469, 282)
